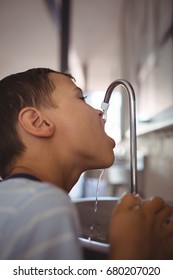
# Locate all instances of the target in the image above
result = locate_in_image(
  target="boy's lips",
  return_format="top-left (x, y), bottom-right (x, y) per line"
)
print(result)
top-left (104, 131), bottom-right (116, 147)
top-left (108, 135), bottom-right (116, 148)
top-left (101, 119), bottom-right (116, 148)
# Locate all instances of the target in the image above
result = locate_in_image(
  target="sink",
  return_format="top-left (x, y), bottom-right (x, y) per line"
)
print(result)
top-left (74, 197), bottom-right (119, 259)
top-left (74, 197), bottom-right (173, 259)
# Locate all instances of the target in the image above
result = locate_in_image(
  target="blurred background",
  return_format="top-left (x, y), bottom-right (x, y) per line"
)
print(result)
top-left (0, 0), bottom-right (173, 200)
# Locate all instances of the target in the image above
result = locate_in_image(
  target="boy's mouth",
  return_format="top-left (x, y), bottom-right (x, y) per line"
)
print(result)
top-left (108, 135), bottom-right (116, 148)
top-left (104, 130), bottom-right (115, 148)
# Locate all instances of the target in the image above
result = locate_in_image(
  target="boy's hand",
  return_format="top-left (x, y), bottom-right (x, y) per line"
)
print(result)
top-left (108, 193), bottom-right (173, 259)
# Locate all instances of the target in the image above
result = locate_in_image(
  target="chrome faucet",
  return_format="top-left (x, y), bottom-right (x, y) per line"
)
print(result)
top-left (101, 79), bottom-right (138, 194)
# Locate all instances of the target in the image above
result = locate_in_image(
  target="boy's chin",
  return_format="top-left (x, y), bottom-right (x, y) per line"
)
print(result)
top-left (97, 154), bottom-right (115, 169)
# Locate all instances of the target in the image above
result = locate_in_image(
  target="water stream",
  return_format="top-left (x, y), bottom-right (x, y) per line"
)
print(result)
top-left (88, 169), bottom-right (105, 241)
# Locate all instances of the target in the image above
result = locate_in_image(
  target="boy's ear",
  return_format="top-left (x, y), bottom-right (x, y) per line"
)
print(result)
top-left (18, 107), bottom-right (55, 137)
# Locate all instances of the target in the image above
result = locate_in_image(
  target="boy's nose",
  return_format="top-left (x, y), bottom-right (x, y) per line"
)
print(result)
top-left (98, 110), bottom-right (107, 123)
top-left (97, 109), bottom-right (104, 118)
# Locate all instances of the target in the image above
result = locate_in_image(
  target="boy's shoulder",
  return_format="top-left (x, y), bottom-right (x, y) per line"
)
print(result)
top-left (0, 177), bottom-right (72, 209)
top-left (0, 178), bottom-right (81, 259)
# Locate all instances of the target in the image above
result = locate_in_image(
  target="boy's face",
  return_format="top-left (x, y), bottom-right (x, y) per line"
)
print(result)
top-left (47, 73), bottom-right (115, 171)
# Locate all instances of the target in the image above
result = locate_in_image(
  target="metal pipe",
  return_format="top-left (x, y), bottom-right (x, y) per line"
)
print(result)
top-left (60, 0), bottom-right (71, 72)
top-left (101, 79), bottom-right (138, 194)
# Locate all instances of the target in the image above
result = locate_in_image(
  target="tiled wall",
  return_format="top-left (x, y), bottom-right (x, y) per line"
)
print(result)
top-left (137, 127), bottom-right (173, 201)
top-left (119, 0), bottom-right (173, 201)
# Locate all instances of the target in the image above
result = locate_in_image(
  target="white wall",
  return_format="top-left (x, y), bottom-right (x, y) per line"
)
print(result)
top-left (0, 0), bottom-right (59, 79)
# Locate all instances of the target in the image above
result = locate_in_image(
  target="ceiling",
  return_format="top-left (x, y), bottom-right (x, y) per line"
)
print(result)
top-left (70, 0), bottom-right (126, 92)
top-left (1, 0), bottom-right (172, 96)
top-left (0, 0), bottom-right (125, 93)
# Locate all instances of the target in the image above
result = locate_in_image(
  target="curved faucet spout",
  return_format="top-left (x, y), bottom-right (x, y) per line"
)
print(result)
top-left (101, 79), bottom-right (138, 194)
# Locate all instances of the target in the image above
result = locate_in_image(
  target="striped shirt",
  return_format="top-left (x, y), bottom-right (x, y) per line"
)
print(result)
top-left (0, 176), bottom-right (82, 259)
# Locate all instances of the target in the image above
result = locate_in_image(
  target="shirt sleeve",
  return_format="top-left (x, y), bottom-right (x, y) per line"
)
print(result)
top-left (1, 181), bottom-right (83, 260)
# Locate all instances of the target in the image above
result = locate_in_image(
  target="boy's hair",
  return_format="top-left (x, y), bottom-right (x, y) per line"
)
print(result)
top-left (0, 68), bottom-right (72, 178)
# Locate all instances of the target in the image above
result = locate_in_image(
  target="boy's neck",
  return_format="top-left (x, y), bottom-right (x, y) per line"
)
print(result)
top-left (6, 164), bottom-right (81, 193)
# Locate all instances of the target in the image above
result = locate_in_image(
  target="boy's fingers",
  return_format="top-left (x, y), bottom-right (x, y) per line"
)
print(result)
top-left (143, 197), bottom-right (166, 214)
top-left (157, 205), bottom-right (173, 224)
top-left (117, 193), bottom-right (142, 211)
top-left (162, 221), bottom-right (173, 238)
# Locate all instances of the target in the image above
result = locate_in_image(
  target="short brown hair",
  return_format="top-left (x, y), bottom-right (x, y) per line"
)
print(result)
top-left (0, 68), bottom-right (72, 178)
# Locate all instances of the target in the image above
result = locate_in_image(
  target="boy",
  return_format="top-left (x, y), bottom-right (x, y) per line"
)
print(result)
top-left (0, 68), bottom-right (173, 259)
